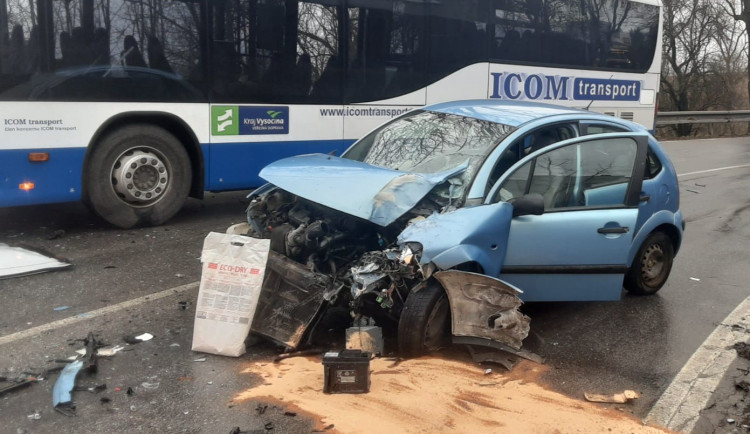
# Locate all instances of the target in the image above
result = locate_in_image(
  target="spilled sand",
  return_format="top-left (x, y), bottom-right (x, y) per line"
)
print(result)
top-left (234, 354), bottom-right (669, 433)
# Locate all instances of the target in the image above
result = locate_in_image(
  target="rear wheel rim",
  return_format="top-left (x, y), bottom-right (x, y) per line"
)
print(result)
top-left (641, 243), bottom-right (666, 287)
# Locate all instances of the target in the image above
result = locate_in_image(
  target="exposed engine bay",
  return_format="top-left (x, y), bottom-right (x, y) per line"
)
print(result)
top-left (246, 187), bottom-right (432, 318)
top-left (246, 184), bottom-right (533, 361)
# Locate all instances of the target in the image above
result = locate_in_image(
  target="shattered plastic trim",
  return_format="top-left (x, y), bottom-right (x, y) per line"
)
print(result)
top-left (434, 271), bottom-right (530, 350)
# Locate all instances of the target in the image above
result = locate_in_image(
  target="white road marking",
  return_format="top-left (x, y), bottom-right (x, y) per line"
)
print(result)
top-left (0, 281), bottom-right (199, 347)
top-left (645, 295), bottom-right (750, 432)
top-left (678, 164), bottom-right (750, 178)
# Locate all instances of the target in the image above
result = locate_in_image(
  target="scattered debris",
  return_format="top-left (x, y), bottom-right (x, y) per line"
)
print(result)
top-left (141, 382), bottom-right (160, 390)
top-left (465, 345), bottom-right (519, 371)
top-left (584, 390), bottom-right (639, 404)
top-left (685, 189), bottom-right (702, 194)
top-left (52, 360), bottom-right (83, 416)
top-left (0, 375), bottom-right (36, 396)
top-left (736, 380), bottom-right (750, 392)
top-left (175, 273), bottom-right (185, 278)
top-left (255, 404), bottom-right (268, 415)
top-left (735, 342), bottom-right (750, 359)
top-left (728, 418), bottom-right (736, 424)
top-left (313, 424), bottom-right (336, 432)
top-left (53, 306), bottom-right (70, 311)
top-left (273, 349), bottom-right (324, 364)
top-left (97, 345), bottom-right (125, 357)
top-left (193, 357), bottom-right (207, 363)
top-left (689, 277), bottom-right (701, 282)
top-left (178, 301), bottom-right (191, 310)
top-left (46, 229), bottom-right (66, 240)
top-left (484, 368), bottom-right (492, 375)
top-left (123, 332), bottom-right (154, 344)
top-left (170, 343), bottom-right (181, 347)
top-left (100, 397), bottom-right (111, 404)
top-left (346, 324), bottom-right (383, 356)
top-left (0, 244), bottom-right (72, 279)
top-left (126, 387), bottom-right (134, 396)
top-left (264, 422), bottom-right (274, 430)
top-left (103, 265), bottom-right (117, 269)
top-left (26, 412), bottom-right (41, 420)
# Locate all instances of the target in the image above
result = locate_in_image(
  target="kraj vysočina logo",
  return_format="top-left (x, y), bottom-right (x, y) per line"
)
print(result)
top-left (212, 106), bottom-right (288, 135)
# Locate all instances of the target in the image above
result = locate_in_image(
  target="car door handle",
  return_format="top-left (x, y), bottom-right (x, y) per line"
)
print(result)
top-left (597, 227), bottom-right (629, 234)
top-left (640, 194), bottom-right (651, 203)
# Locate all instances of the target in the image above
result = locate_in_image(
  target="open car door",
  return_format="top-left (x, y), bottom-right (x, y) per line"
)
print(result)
top-left (486, 133), bottom-right (649, 301)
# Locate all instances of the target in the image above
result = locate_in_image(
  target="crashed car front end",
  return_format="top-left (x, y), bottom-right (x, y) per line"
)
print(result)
top-left (244, 154), bottom-right (531, 358)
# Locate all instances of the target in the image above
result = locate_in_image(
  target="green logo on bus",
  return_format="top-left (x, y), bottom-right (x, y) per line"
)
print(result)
top-left (212, 106), bottom-right (238, 135)
top-left (267, 110), bottom-right (283, 119)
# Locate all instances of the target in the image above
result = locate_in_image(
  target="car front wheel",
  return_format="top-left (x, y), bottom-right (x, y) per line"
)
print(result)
top-left (397, 282), bottom-right (451, 358)
top-left (624, 231), bottom-right (674, 295)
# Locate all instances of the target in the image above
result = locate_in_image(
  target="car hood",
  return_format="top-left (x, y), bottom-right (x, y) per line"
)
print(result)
top-left (259, 153), bottom-right (468, 227)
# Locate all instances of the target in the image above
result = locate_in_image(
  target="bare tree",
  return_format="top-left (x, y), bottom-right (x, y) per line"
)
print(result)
top-left (725, 0), bottom-right (750, 108)
top-left (660, 0), bottom-right (717, 136)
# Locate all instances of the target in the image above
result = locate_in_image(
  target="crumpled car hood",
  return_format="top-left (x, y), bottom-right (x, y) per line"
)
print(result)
top-left (259, 153), bottom-right (467, 227)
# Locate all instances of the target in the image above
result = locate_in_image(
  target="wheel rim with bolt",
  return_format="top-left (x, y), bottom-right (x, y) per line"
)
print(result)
top-left (641, 243), bottom-right (665, 287)
top-left (111, 147), bottom-right (170, 207)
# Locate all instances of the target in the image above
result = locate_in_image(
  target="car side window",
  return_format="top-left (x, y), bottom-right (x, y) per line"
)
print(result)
top-left (485, 123), bottom-right (575, 193)
top-left (493, 137), bottom-right (638, 210)
top-left (644, 148), bottom-right (662, 179)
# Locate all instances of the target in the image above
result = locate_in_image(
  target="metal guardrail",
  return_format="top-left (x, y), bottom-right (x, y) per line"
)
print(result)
top-left (656, 110), bottom-right (750, 126)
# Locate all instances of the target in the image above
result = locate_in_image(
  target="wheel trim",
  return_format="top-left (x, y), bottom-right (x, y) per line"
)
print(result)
top-left (111, 146), bottom-right (170, 207)
top-left (640, 243), bottom-right (666, 287)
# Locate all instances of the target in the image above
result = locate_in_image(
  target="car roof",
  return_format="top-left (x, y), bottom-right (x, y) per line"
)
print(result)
top-left (424, 100), bottom-right (598, 128)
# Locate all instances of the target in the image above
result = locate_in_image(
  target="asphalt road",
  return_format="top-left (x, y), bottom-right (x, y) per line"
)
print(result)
top-left (1, 136), bottom-right (749, 433)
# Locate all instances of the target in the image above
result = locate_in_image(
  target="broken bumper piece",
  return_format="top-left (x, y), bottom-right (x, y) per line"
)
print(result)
top-left (434, 270), bottom-right (532, 351)
top-left (251, 251), bottom-right (330, 349)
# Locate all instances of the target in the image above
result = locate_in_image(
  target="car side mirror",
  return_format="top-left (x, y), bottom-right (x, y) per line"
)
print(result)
top-left (508, 193), bottom-right (544, 217)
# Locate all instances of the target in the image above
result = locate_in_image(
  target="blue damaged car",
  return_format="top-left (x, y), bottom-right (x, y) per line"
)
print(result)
top-left (245, 100), bottom-right (683, 358)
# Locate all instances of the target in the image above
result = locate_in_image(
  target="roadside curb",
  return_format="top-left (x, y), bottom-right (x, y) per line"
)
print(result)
top-left (645, 295), bottom-right (750, 432)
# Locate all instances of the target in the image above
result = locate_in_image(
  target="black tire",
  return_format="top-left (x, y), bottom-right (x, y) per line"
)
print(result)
top-left (624, 231), bottom-right (674, 295)
top-left (84, 124), bottom-right (191, 228)
top-left (398, 282), bottom-right (451, 358)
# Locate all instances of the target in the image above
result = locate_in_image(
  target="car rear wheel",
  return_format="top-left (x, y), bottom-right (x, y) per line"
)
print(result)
top-left (624, 231), bottom-right (674, 295)
top-left (84, 124), bottom-right (191, 228)
top-left (398, 282), bottom-right (451, 358)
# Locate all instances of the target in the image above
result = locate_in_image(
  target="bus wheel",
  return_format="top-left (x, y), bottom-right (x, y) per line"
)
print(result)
top-left (85, 124), bottom-right (191, 228)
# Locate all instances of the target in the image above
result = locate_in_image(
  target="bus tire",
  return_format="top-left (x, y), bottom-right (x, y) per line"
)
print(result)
top-left (85, 124), bottom-right (191, 228)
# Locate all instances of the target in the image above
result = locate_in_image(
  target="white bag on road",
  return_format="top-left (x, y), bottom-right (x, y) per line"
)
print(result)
top-left (191, 232), bottom-right (270, 357)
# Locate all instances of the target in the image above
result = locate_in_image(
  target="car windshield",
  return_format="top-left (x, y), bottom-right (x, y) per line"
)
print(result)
top-left (344, 110), bottom-right (515, 176)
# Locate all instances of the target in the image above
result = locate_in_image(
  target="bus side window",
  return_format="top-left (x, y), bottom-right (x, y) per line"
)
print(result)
top-left (345, 1), bottom-right (428, 103)
top-left (581, 123), bottom-right (629, 135)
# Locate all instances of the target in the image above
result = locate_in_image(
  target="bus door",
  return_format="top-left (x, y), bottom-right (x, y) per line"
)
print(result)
top-left (343, 0), bottom-right (427, 142)
top-left (208, 0), bottom-right (347, 189)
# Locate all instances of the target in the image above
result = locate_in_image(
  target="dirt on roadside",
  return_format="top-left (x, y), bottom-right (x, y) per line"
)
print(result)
top-left (234, 351), bottom-right (671, 433)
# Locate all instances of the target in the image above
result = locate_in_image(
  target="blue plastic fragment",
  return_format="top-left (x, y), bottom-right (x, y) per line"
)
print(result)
top-left (53, 306), bottom-right (70, 311)
top-left (52, 360), bottom-right (83, 407)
